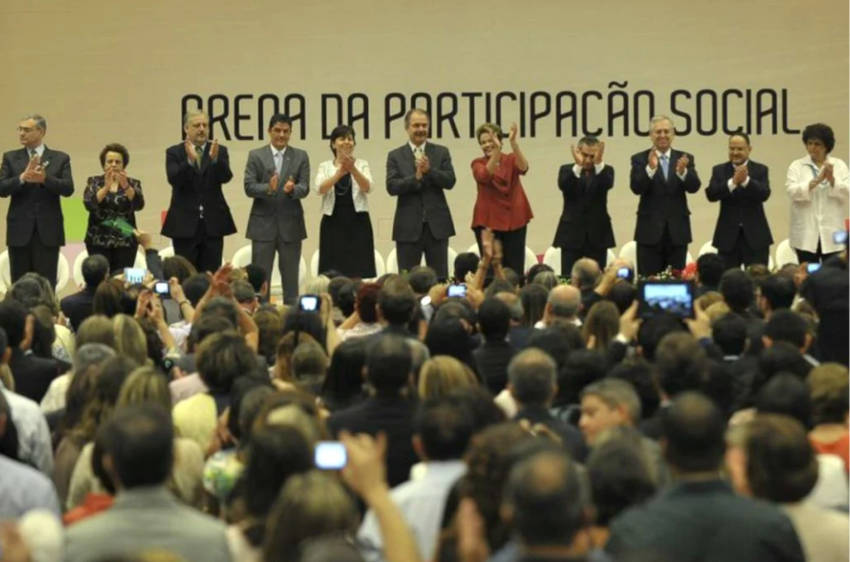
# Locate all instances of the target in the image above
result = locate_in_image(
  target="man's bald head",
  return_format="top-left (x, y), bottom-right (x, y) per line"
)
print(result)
top-left (547, 285), bottom-right (581, 321)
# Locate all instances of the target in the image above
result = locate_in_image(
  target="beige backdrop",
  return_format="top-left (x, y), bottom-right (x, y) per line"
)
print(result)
top-left (1, 0), bottom-right (848, 286)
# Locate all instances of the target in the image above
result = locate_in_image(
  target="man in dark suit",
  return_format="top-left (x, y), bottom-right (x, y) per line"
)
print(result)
top-left (243, 114), bottom-right (310, 305)
top-left (60, 253), bottom-right (109, 331)
top-left (553, 136), bottom-right (615, 277)
top-left (705, 133), bottom-right (772, 270)
top-left (607, 393), bottom-right (804, 562)
top-left (0, 300), bottom-right (60, 403)
top-left (387, 109), bottom-right (456, 279)
top-left (162, 111), bottom-right (236, 273)
top-left (0, 114), bottom-right (74, 287)
top-left (473, 297), bottom-right (517, 394)
top-left (327, 335), bottom-right (419, 487)
top-left (630, 115), bottom-right (701, 276)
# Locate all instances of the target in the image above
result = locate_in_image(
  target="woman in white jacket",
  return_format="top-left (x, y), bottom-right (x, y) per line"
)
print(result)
top-left (314, 125), bottom-right (376, 278)
top-left (786, 123), bottom-right (850, 263)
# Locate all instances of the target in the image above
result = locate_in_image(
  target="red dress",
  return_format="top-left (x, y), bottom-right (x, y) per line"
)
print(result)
top-left (471, 153), bottom-right (533, 232)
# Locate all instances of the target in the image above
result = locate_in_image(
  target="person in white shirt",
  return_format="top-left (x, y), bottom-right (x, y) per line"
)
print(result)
top-left (314, 125), bottom-right (376, 278)
top-left (785, 123), bottom-right (850, 263)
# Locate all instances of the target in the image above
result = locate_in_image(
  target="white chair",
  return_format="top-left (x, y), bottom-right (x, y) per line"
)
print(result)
top-left (55, 253), bottom-right (70, 293)
top-left (685, 251), bottom-right (695, 265)
top-left (231, 244), bottom-right (252, 268)
top-left (71, 249), bottom-right (88, 288)
top-left (466, 242), bottom-right (480, 256)
top-left (698, 241), bottom-right (717, 256)
top-left (523, 246), bottom-right (539, 273)
top-left (618, 241), bottom-right (638, 270)
top-left (0, 250), bottom-right (12, 290)
top-left (542, 246), bottom-right (561, 272)
top-left (309, 249), bottom-right (320, 277)
top-left (775, 239), bottom-right (798, 266)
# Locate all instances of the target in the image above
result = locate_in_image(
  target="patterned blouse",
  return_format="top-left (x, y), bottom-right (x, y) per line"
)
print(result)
top-left (83, 174), bottom-right (145, 248)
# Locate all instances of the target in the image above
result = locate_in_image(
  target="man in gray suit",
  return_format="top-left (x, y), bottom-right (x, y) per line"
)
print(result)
top-left (387, 108), bottom-right (456, 278)
top-left (0, 114), bottom-right (74, 287)
top-left (244, 114), bottom-right (310, 305)
top-left (65, 405), bottom-right (230, 562)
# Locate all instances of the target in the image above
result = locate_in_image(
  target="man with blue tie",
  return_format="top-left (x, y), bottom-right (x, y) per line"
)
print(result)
top-left (629, 115), bottom-right (701, 276)
top-left (243, 114), bottom-right (310, 304)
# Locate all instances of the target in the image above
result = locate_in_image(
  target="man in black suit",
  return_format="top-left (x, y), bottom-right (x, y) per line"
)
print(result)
top-left (630, 115), bottom-right (701, 276)
top-left (0, 300), bottom-right (59, 403)
top-left (473, 297), bottom-right (516, 394)
top-left (387, 109), bottom-right (456, 279)
top-left (553, 136), bottom-right (615, 277)
top-left (705, 133), bottom-right (772, 270)
top-left (162, 111), bottom-right (236, 273)
top-left (60, 253), bottom-right (109, 331)
top-left (327, 335), bottom-right (419, 487)
top-left (0, 114), bottom-right (74, 287)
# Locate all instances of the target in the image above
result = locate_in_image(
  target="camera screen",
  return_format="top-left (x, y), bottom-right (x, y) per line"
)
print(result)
top-left (299, 295), bottom-right (319, 311)
top-left (314, 442), bottom-right (347, 470)
top-left (447, 284), bottom-right (467, 298)
top-left (638, 281), bottom-right (694, 319)
top-left (124, 267), bottom-right (145, 284)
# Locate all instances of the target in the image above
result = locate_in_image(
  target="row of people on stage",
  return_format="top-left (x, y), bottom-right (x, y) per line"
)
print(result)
top-left (1, 111), bottom-right (847, 303)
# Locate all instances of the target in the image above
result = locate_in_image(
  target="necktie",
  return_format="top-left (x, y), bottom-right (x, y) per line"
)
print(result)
top-left (29, 149), bottom-right (37, 160)
top-left (274, 151), bottom-right (283, 175)
top-left (195, 145), bottom-right (204, 168)
top-left (660, 154), bottom-right (669, 180)
top-left (413, 146), bottom-right (424, 161)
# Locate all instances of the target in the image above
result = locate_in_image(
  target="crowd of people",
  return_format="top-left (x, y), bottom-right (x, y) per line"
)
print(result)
top-left (0, 217), bottom-right (846, 561)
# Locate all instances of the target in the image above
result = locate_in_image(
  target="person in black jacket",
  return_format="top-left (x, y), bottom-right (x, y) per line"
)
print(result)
top-left (705, 133), bottom-right (773, 270)
top-left (553, 136), bottom-right (615, 277)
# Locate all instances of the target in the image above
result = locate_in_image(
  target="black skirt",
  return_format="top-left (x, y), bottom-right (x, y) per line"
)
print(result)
top-left (319, 187), bottom-right (376, 278)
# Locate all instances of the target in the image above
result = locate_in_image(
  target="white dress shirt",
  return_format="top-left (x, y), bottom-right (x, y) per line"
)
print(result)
top-left (1, 383), bottom-right (54, 474)
top-left (785, 155), bottom-right (850, 253)
top-left (314, 158), bottom-right (373, 215)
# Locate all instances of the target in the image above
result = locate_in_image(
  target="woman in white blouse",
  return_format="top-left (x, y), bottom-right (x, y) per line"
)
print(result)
top-left (786, 123), bottom-right (850, 263)
top-left (313, 125), bottom-right (376, 278)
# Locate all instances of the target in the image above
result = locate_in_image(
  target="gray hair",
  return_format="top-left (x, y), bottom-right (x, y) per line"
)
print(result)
top-left (547, 285), bottom-right (580, 318)
top-left (570, 258), bottom-right (601, 291)
top-left (404, 108), bottom-right (430, 128)
top-left (21, 114), bottom-right (47, 132)
top-left (182, 110), bottom-right (209, 128)
top-left (581, 379), bottom-right (642, 422)
top-left (73, 343), bottom-right (116, 374)
top-left (649, 115), bottom-right (675, 129)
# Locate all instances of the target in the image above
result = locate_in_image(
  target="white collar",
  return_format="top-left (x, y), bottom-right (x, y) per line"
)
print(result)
top-left (409, 140), bottom-right (427, 153)
top-left (270, 145), bottom-right (287, 157)
top-left (27, 144), bottom-right (45, 156)
top-left (654, 148), bottom-right (672, 158)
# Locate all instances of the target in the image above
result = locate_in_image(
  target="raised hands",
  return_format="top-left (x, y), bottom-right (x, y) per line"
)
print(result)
top-left (648, 149), bottom-right (659, 170)
top-left (593, 141), bottom-right (606, 165)
top-left (732, 164), bottom-right (748, 186)
top-left (508, 122), bottom-right (518, 143)
top-left (183, 138), bottom-right (197, 163)
top-left (676, 154), bottom-right (690, 175)
top-left (20, 154), bottom-right (45, 183)
top-left (209, 139), bottom-right (219, 161)
top-left (283, 175), bottom-right (295, 194)
top-left (268, 172), bottom-right (280, 194)
top-left (571, 144), bottom-right (584, 166)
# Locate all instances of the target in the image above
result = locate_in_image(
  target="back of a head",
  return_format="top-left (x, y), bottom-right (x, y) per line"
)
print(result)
top-left (263, 471), bottom-right (358, 562)
top-left (808, 363), bottom-right (849, 426)
top-left (377, 277), bottom-right (416, 325)
top-left (583, 300), bottom-right (619, 349)
top-left (532, 271), bottom-right (559, 291)
top-left (232, 279), bottom-right (257, 305)
top-left (425, 316), bottom-right (473, 365)
top-left (199, 296), bottom-right (239, 329)
top-left (655, 332), bottom-right (709, 397)
top-left (162, 255), bottom-right (197, 283)
top-left (508, 348), bottom-right (557, 406)
top-left (696, 254), bottom-right (724, 288)
top-left (73, 343), bottom-right (116, 376)
top-left (321, 338), bottom-right (367, 407)
top-left (196, 331), bottom-right (257, 394)
top-left (755, 373), bottom-right (811, 427)
top-left (711, 312), bottom-right (748, 356)
top-left (557, 349), bottom-right (607, 406)
top-left (327, 275), bottom-right (353, 307)
top-left (764, 309), bottom-right (808, 349)
top-left (92, 280), bottom-right (124, 318)
top-left (415, 395), bottom-right (475, 460)
top-left (7, 276), bottom-right (50, 311)
top-left (76, 315), bottom-right (115, 349)
top-left (547, 284), bottom-right (580, 319)
top-left (478, 297), bottom-right (511, 341)
top-left (281, 309), bottom-right (327, 350)
top-left (608, 280), bottom-right (637, 314)
top-left (759, 275), bottom-right (795, 311)
top-left (0, 299), bottom-right (28, 348)
top-left (744, 414), bottom-right (818, 503)
top-left (82, 254), bottom-right (110, 287)
top-left (182, 273), bottom-right (211, 307)
top-left (112, 314), bottom-right (149, 366)
top-left (636, 313), bottom-right (685, 361)
top-left (587, 434), bottom-right (657, 526)
top-left (608, 359), bottom-right (660, 420)
top-left (291, 340), bottom-right (329, 387)
top-left (418, 355), bottom-right (477, 400)
top-left (756, 342), bottom-right (812, 388)
top-left (408, 266), bottom-right (438, 295)
top-left (505, 450), bottom-right (586, 548)
top-left (570, 257), bottom-right (601, 290)
top-left (243, 425), bottom-right (314, 518)
top-left (366, 335), bottom-right (412, 395)
top-left (527, 324), bottom-right (583, 374)
top-left (519, 283), bottom-right (548, 326)
top-left (99, 404), bottom-right (174, 488)
top-left (662, 392), bottom-right (725, 473)
top-left (453, 253), bottom-right (480, 283)
top-left (720, 269), bottom-right (755, 313)
top-left (117, 366), bottom-right (172, 411)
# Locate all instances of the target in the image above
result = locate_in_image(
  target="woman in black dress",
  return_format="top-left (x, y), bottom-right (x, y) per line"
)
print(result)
top-left (314, 125), bottom-right (376, 278)
top-left (83, 143), bottom-right (144, 273)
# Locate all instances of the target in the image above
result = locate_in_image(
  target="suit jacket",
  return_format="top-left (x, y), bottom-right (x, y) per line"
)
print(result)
top-left (514, 405), bottom-right (587, 462)
top-left (60, 287), bottom-right (97, 332)
top-left (607, 479), bottom-right (805, 562)
top-left (161, 143), bottom-right (236, 239)
top-left (243, 144), bottom-right (310, 242)
top-left (65, 485), bottom-right (230, 562)
top-left (327, 395), bottom-right (419, 487)
top-left (629, 149), bottom-right (701, 245)
top-left (9, 348), bottom-right (60, 404)
top-left (386, 142), bottom-right (456, 242)
top-left (705, 160), bottom-right (773, 251)
top-left (553, 163), bottom-right (616, 249)
top-left (0, 146), bottom-right (74, 246)
top-left (473, 340), bottom-right (516, 394)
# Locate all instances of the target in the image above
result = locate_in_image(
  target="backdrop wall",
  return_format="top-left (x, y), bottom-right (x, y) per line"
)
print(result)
top-left (1, 0), bottom-right (847, 280)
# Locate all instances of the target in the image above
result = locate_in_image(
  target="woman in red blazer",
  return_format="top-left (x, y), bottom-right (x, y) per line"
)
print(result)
top-left (470, 123), bottom-right (533, 276)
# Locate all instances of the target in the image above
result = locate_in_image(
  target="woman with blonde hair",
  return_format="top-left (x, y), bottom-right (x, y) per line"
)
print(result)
top-left (67, 366), bottom-right (205, 511)
top-left (582, 300), bottom-right (620, 351)
top-left (112, 314), bottom-right (149, 366)
top-left (418, 355), bottom-right (478, 399)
